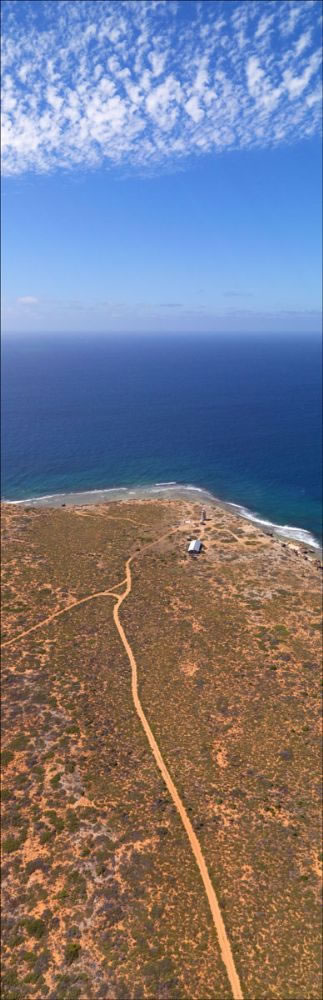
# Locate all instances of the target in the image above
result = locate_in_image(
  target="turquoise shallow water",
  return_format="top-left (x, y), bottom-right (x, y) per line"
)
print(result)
top-left (1, 332), bottom-right (322, 545)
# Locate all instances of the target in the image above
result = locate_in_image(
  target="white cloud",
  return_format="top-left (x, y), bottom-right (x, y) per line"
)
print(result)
top-left (148, 49), bottom-right (167, 77)
top-left (255, 13), bottom-right (274, 40)
top-left (185, 95), bottom-right (204, 123)
top-left (146, 74), bottom-right (181, 129)
top-left (246, 56), bottom-right (265, 97)
top-left (280, 3), bottom-right (302, 37)
top-left (283, 48), bottom-right (321, 98)
top-left (295, 29), bottom-right (312, 57)
top-left (17, 296), bottom-right (39, 305)
top-left (1, 0), bottom-right (321, 175)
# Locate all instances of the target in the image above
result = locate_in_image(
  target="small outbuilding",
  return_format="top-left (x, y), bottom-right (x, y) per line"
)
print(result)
top-left (188, 539), bottom-right (202, 554)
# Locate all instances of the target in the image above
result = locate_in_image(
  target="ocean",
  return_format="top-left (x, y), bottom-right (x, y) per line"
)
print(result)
top-left (1, 332), bottom-right (322, 546)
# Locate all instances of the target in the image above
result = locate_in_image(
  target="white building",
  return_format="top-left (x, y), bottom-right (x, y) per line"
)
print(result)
top-left (188, 539), bottom-right (202, 554)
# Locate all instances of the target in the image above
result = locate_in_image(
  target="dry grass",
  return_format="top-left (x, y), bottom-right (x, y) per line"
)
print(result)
top-left (1, 500), bottom-right (322, 999)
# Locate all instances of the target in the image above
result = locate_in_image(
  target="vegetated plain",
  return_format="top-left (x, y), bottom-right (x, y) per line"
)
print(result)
top-left (1, 498), bottom-right (322, 1000)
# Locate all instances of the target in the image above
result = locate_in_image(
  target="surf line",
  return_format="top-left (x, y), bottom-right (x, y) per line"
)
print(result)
top-left (113, 554), bottom-right (243, 1000)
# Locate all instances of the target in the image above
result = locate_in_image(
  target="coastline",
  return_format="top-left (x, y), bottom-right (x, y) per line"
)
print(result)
top-left (2, 482), bottom-right (321, 552)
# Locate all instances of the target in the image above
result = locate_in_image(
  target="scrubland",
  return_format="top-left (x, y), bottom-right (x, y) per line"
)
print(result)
top-left (1, 500), bottom-right (322, 999)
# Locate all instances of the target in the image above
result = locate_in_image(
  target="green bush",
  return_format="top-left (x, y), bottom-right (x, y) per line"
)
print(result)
top-left (3, 835), bottom-right (21, 853)
top-left (44, 810), bottom-right (64, 833)
top-left (64, 942), bottom-right (80, 965)
top-left (66, 809), bottom-right (79, 832)
top-left (9, 734), bottom-right (29, 752)
top-left (50, 774), bottom-right (61, 789)
top-left (23, 918), bottom-right (46, 939)
top-left (40, 829), bottom-right (54, 846)
top-left (1, 788), bottom-right (11, 802)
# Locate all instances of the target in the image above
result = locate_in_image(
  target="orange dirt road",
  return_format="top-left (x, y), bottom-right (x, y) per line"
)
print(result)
top-left (114, 553), bottom-right (244, 1000)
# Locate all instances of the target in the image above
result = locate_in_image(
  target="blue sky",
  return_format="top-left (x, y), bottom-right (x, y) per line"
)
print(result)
top-left (1, 0), bottom-right (322, 334)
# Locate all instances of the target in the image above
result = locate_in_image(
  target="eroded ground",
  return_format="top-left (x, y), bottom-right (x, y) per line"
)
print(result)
top-left (1, 500), bottom-right (322, 999)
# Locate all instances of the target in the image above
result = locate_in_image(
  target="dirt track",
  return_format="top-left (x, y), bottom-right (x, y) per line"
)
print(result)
top-left (114, 551), bottom-right (243, 1000)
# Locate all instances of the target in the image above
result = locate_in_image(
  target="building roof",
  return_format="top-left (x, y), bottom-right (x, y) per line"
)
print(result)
top-left (188, 539), bottom-right (202, 553)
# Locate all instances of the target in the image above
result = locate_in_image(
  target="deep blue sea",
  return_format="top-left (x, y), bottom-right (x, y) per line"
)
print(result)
top-left (1, 333), bottom-right (322, 545)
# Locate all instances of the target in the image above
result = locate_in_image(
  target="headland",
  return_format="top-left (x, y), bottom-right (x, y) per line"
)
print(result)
top-left (1, 497), bottom-right (322, 999)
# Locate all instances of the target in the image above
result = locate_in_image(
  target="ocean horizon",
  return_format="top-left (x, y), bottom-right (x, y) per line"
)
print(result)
top-left (1, 332), bottom-right (322, 546)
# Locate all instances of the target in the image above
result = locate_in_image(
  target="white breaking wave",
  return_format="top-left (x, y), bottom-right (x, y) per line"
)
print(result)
top-left (227, 503), bottom-right (320, 549)
top-left (150, 484), bottom-right (208, 494)
top-left (183, 485), bottom-right (213, 494)
top-left (4, 493), bottom-right (60, 503)
top-left (82, 487), bottom-right (128, 493)
top-left (3, 487), bottom-right (128, 503)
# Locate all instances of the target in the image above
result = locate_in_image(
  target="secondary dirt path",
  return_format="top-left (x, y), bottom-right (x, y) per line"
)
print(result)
top-left (1, 525), bottom-right (176, 650)
top-left (113, 547), bottom-right (243, 1000)
top-left (1, 584), bottom-right (126, 649)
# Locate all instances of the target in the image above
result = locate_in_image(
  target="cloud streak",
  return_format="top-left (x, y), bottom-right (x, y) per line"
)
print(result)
top-left (3, 292), bottom-right (321, 334)
top-left (17, 296), bottom-right (39, 305)
top-left (1, 0), bottom-right (322, 175)
top-left (224, 291), bottom-right (254, 298)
